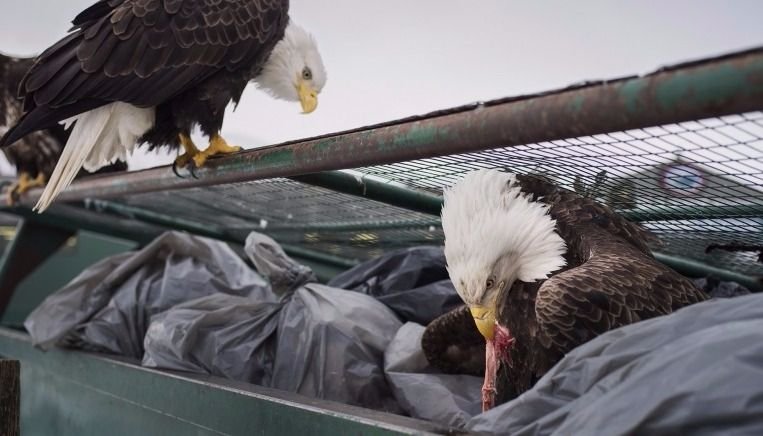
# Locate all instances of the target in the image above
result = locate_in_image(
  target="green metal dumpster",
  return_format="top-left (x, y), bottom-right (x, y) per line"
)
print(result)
top-left (0, 47), bottom-right (761, 435)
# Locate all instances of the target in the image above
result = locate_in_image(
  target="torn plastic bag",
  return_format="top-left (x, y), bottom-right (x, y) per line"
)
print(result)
top-left (142, 232), bottom-right (404, 411)
top-left (384, 322), bottom-right (482, 428)
top-left (467, 293), bottom-right (763, 436)
top-left (25, 231), bottom-right (272, 356)
top-left (327, 246), bottom-right (462, 324)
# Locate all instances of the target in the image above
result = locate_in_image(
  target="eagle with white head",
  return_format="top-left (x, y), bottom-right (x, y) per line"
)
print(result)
top-left (0, 0), bottom-right (327, 212)
top-left (426, 169), bottom-right (707, 411)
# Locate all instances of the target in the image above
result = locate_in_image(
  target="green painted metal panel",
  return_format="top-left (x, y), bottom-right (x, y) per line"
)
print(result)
top-left (4, 204), bottom-right (348, 283)
top-left (0, 220), bottom-right (75, 318)
top-left (82, 200), bottom-right (359, 275)
top-left (0, 328), bottom-right (454, 436)
top-left (653, 252), bottom-right (763, 292)
top-left (0, 231), bottom-right (137, 327)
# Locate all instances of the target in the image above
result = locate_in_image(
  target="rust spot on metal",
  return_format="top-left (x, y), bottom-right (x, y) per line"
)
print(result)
top-left (20, 47), bottom-right (763, 205)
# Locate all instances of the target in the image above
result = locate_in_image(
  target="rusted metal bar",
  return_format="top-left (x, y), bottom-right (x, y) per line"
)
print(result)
top-left (15, 47), bottom-right (763, 206)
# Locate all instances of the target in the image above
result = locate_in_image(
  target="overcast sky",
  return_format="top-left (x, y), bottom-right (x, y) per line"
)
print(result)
top-left (0, 0), bottom-right (762, 172)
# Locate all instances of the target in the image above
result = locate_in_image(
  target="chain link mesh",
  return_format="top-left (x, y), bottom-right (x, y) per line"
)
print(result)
top-left (114, 111), bottom-right (763, 278)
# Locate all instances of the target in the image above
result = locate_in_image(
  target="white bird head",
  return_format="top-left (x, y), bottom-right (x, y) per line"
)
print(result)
top-left (255, 21), bottom-right (327, 114)
top-left (441, 169), bottom-right (567, 340)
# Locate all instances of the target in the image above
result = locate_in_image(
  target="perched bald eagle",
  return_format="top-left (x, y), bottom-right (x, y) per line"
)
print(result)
top-left (423, 169), bottom-right (707, 411)
top-left (0, 53), bottom-right (126, 204)
top-left (0, 0), bottom-right (326, 212)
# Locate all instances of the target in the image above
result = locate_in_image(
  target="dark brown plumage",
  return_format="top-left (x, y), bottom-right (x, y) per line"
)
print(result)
top-left (423, 172), bottom-right (708, 407)
top-left (1, 0), bottom-right (289, 151)
top-left (0, 53), bottom-right (126, 203)
top-left (1, 55), bottom-right (65, 179)
top-left (0, 0), bottom-right (326, 213)
top-left (421, 303), bottom-right (485, 376)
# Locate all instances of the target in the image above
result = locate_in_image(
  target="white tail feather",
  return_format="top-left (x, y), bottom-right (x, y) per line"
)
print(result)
top-left (34, 102), bottom-right (154, 212)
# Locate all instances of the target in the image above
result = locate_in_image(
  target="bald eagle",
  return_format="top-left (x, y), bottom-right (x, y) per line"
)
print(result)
top-left (423, 169), bottom-right (708, 411)
top-left (0, 0), bottom-right (326, 212)
top-left (1, 53), bottom-right (126, 204)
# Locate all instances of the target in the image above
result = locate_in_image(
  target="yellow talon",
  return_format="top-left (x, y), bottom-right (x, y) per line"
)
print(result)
top-left (192, 134), bottom-right (242, 168)
top-left (6, 171), bottom-right (46, 206)
top-left (174, 133), bottom-right (201, 168)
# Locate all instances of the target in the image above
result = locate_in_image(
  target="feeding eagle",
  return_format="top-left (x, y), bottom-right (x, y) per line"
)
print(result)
top-left (422, 169), bottom-right (708, 411)
top-left (0, 0), bottom-right (326, 212)
top-left (0, 53), bottom-right (127, 204)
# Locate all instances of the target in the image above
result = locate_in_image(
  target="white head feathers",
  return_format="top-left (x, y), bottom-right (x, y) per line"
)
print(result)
top-left (441, 169), bottom-right (567, 305)
top-left (255, 21), bottom-right (327, 102)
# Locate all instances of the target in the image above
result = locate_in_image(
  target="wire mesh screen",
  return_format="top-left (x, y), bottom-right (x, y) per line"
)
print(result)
top-left (355, 111), bottom-right (763, 276)
top-left (111, 111), bottom-right (763, 278)
top-left (118, 180), bottom-right (443, 261)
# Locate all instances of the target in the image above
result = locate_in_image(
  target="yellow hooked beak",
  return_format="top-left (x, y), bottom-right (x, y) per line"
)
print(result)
top-left (297, 80), bottom-right (318, 114)
top-left (470, 306), bottom-right (496, 341)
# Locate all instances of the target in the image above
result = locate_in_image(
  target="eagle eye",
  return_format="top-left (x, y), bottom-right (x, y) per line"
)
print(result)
top-left (302, 67), bottom-right (313, 80)
top-left (486, 278), bottom-right (495, 289)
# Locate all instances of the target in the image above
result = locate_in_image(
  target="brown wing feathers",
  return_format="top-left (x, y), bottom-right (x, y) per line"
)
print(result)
top-left (422, 306), bottom-right (486, 376)
top-left (514, 173), bottom-right (656, 255)
top-left (2, 0), bottom-right (289, 147)
top-left (518, 172), bottom-right (706, 354)
top-left (522, 174), bottom-right (707, 355)
top-left (424, 173), bottom-right (707, 403)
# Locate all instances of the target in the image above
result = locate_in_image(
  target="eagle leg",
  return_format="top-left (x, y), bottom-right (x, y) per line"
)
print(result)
top-left (174, 134), bottom-right (201, 166)
top-left (173, 134), bottom-right (202, 178)
top-left (6, 171), bottom-right (46, 206)
top-left (192, 134), bottom-right (242, 168)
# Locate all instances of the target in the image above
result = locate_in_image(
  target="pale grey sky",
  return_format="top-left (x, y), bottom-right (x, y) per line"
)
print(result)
top-left (1, 0), bottom-right (762, 172)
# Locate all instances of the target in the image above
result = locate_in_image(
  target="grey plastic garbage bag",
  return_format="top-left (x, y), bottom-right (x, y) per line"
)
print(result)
top-left (244, 232), bottom-right (404, 411)
top-left (272, 284), bottom-right (403, 411)
top-left (467, 293), bottom-right (763, 436)
top-left (327, 246), bottom-right (462, 324)
top-left (25, 231), bottom-right (271, 356)
top-left (140, 232), bottom-right (316, 383)
top-left (384, 322), bottom-right (482, 428)
top-left (142, 293), bottom-right (282, 385)
top-left (693, 276), bottom-right (751, 298)
top-left (141, 232), bottom-right (404, 411)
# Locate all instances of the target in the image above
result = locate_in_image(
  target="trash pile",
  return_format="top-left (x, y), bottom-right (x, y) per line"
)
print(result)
top-left (25, 232), bottom-right (478, 421)
top-left (25, 231), bottom-right (762, 433)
